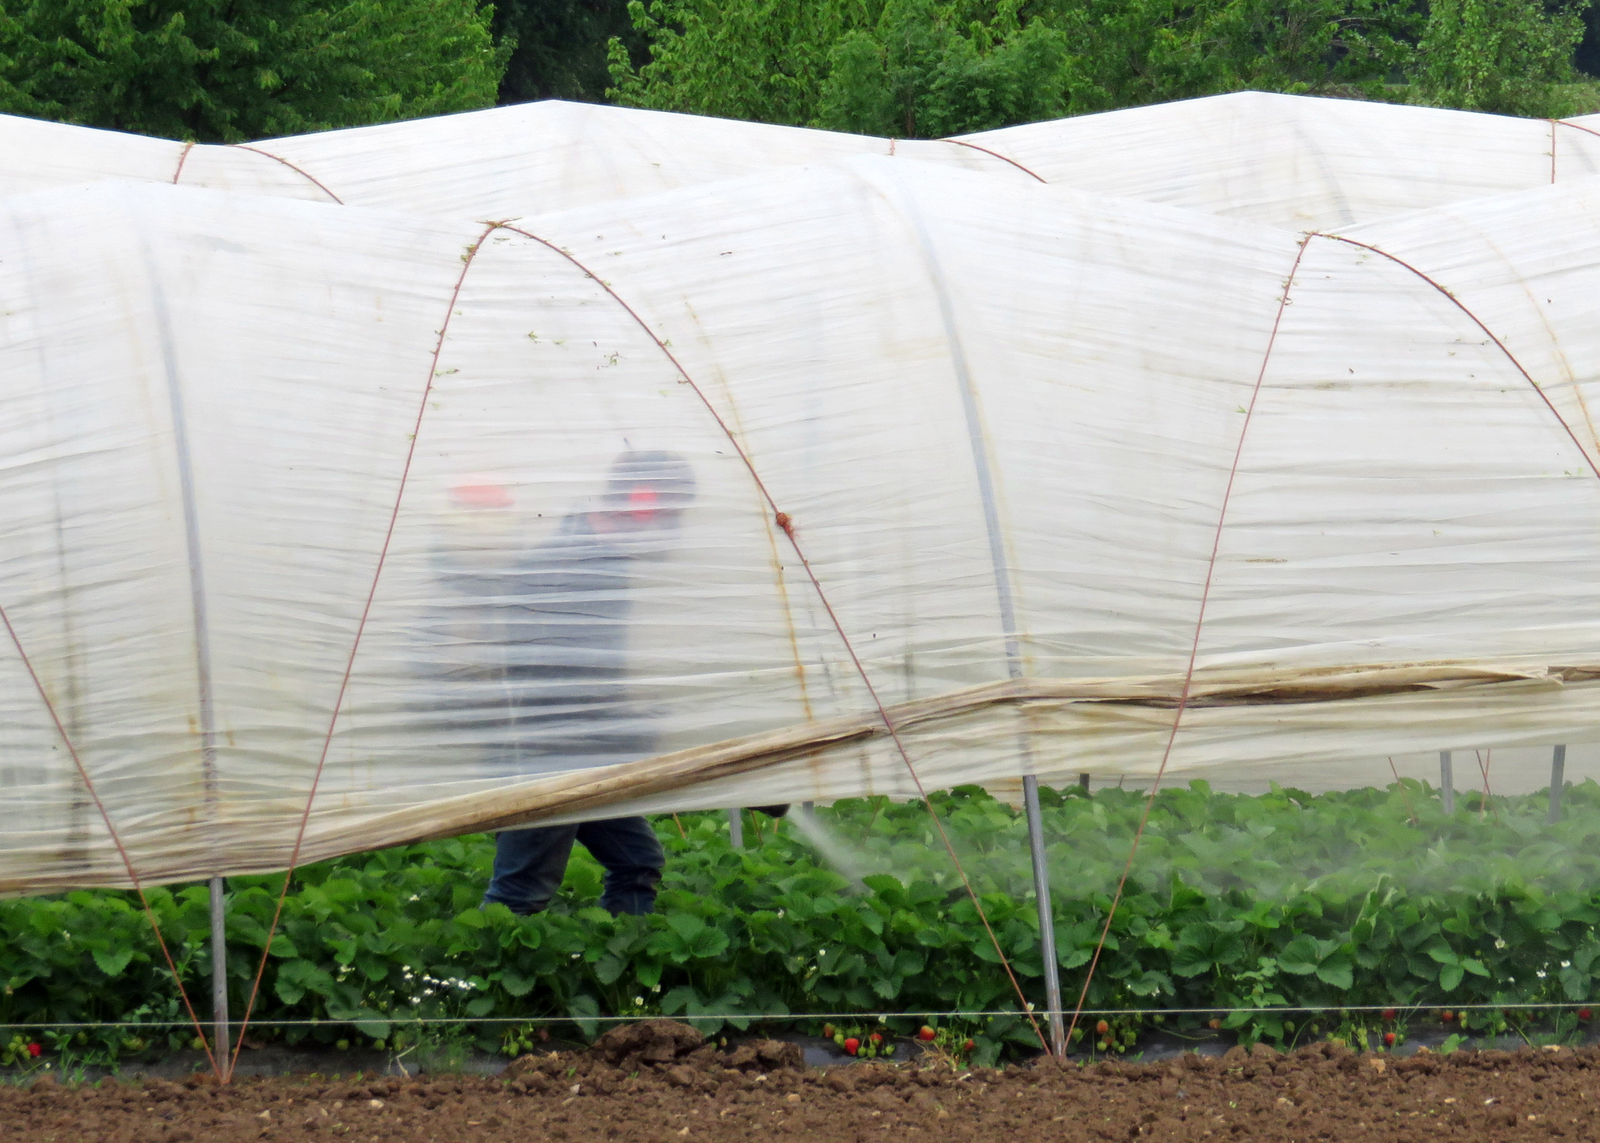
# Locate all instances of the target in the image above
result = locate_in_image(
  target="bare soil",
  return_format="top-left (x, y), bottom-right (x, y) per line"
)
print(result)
top-left (7, 1020), bottom-right (1600, 1142)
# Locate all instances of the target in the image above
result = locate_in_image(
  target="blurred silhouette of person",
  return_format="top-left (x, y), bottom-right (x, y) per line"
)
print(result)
top-left (434, 451), bottom-right (694, 916)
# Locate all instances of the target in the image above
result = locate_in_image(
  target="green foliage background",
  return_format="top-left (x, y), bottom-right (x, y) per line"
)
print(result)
top-left (489, 0), bottom-right (645, 105)
top-left (0, 0), bottom-right (506, 141)
top-left (7, 782), bottom-right (1600, 1066)
top-left (610, 0), bottom-right (1600, 133)
top-left (0, 0), bottom-right (1595, 142)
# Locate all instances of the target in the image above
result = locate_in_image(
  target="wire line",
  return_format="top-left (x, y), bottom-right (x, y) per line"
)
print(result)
top-left (226, 222), bottom-right (499, 1080)
top-left (491, 221), bottom-right (1052, 1055)
top-left (0, 604), bottom-right (220, 1078)
top-left (1064, 235), bottom-right (1314, 1050)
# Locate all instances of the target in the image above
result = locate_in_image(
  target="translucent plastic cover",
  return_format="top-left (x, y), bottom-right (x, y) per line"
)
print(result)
top-left (2, 92), bottom-right (1597, 229)
top-left (3, 104), bottom-right (1600, 894)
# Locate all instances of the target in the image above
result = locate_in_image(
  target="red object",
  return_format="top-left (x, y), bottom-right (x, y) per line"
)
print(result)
top-left (625, 486), bottom-right (661, 523)
top-left (1381, 1008), bottom-right (1396, 1021)
top-left (27, 1042), bottom-right (41, 1057)
top-left (1581, 1009), bottom-right (1594, 1021)
top-left (1383, 1032), bottom-right (1396, 1047)
top-left (449, 480), bottom-right (514, 509)
top-left (1095, 1019), bottom-right (1110, 1035)
top-left (869, 1033), bottom-right (882, 1044)
top-left (962, 1040), bottom-right (975, 1053)
top-left (1441, 1010), bottom-right (1455, 1022)
top-left (917, 1026), bottom-right (936, 1042)
top-left (843, 1038), bottom-right (860, 1056)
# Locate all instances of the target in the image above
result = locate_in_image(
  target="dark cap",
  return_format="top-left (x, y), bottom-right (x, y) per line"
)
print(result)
top-left (603, 450), bottom-right (697, 507)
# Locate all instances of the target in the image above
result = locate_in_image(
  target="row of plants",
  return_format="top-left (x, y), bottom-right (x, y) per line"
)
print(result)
top-left (5, 779), bottom-right (1600, 1068)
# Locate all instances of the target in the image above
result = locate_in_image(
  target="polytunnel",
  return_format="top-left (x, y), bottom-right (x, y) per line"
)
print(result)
top-left (964, 91), bottom-right (1600, 228)
top-left (6, 91), bottom-right (1600, 1069)
top-left (4, 97), bottom-right (1600, 896)
top-left (4, 91), bottom-right (1598, 224)
top-left (0, 98), bottom-right (1005, 214)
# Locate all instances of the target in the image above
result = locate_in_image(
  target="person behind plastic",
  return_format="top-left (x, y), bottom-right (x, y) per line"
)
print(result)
top-left (457, 450), bottom-right (693, 916)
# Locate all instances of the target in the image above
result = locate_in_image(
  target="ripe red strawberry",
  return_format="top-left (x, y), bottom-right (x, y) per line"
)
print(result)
top-left (1383, 1032), bottom-right (1396, 1047)
top-left (962, 1039), bottom-right (975, 1053)
top-left (1581, 1009), bottom-right (1594, 1021)
top-left (1095, 1020), bottom-right (1110, 1035)
top-left (1441, 1010), bottom-right (1454, 1023)
top-left (1381, 1008), bottom-right (1396, 1021)
top-left (917, 1026), bottom-right (936, 1042)
top-left (27, 1042), bottom-right (42, 1057)
top-left (843, 1037), bottom-right (860, 1056)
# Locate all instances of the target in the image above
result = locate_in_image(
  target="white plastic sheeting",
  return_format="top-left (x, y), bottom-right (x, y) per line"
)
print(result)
top-left (4, 92), bottom-right (1598, 226)
top-left (960, 91), bottom-right (1600, 228)
top-left (0, 100), bottom-right (1002, 216)
top-left (4, 96), bottom-right (1600, 892)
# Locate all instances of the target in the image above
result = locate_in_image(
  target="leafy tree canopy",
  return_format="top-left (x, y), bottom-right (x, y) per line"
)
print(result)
top-left (0, 0), bottom-right (1591, 144)
top-left (491, 0), bottom-right (643, 105)
top-left (608, 0), bottom-right (1597, 137)
top-left (0, 0), bottom-right (506, 142)
top-left (1414, 0), bottom-right (1593, 117)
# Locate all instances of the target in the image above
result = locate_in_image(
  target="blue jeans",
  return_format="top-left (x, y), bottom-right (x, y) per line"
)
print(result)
top-left (482, 816), bottom-right (665, 916)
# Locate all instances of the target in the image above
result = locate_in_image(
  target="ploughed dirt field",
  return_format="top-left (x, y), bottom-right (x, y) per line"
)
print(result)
top-left (7, 1020), bottom-right (1600, 1142)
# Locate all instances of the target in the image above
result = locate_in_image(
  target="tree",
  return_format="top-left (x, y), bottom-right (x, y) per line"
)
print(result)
top-left (491, 0), bottom-right (644, 105)
top-left (1060, 0), bottom-right (1418, 114)
top-left (608, 0), bottom-right (1420, 135)
top-left (607, 0), bottom-right (870, 128)
top-left (1414, 0), bottom-right (1590, 116)
top-left (817, 1), bottom-right (1079, 137)
top-left (609, 0), bottom-right (1595, 135)
top-left (0, 0), bottom-right (507, 142)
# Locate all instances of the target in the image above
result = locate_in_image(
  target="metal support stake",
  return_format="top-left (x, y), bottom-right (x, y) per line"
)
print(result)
top-left (1078, 773), bottom-right (1090, 794)
top-left (1439, 751), bottom-right (1454, 815)
top-left (727, 808), bottom-right (743, 849)
top-left (904, 179), bottom-right (1061, 1051)
top-left (1549, 745), bottom-right (1567, 824)
top-left (1022, 775), bottom-right (1065, 1056)
top-left (209, 875), bottom-right (228, 1058)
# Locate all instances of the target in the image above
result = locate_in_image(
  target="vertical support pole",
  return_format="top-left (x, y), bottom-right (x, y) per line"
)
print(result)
top-left (727, 808), bottom-right (744, 849)
top-left (155, 267), bottom-right (228, 1065)
top-left (901, 185), bottom-right (1066, 1056)
top-left (1078, 773), bottom-right (1090, 794)
top-left (209, 875), bottom-right (228, 1058)
top-left (1439, 751), bottom-right (1454, 815)
top-left (1023, 775), bottom-right (1065, 1056)
top-left (1549, 745), bottom-right (1567, 825)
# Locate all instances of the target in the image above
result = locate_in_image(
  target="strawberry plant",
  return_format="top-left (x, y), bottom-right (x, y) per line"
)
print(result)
top-left (4, 780), bottom-right (1600, 1062)
top-left (828, 1024), bottom-right (896, 1059)
top-left (1, 1034), bottom-right (41, 1068)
